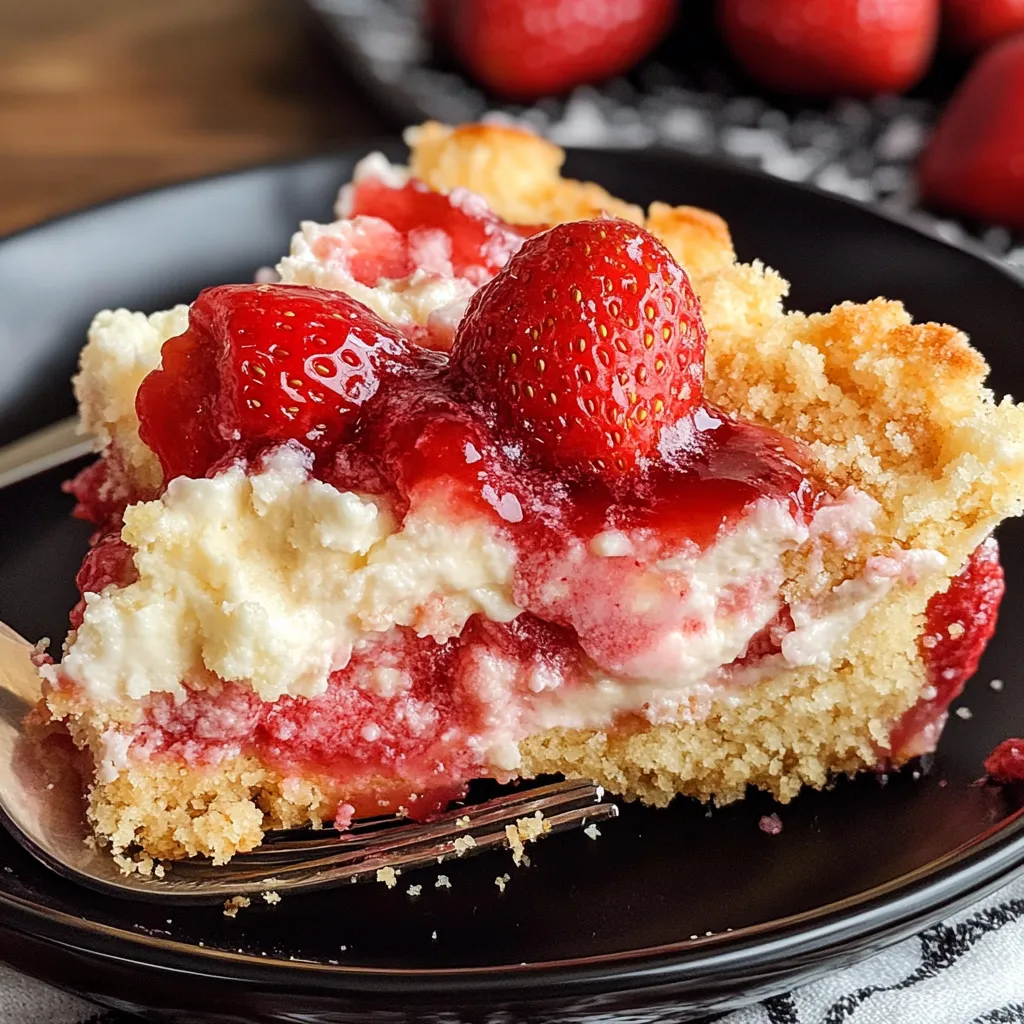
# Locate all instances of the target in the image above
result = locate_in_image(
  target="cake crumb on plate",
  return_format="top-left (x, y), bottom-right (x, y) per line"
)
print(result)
top-left (452, 834), bottom-right (477, 856)
top-left (376, 866), bottom-right (399, 888)
top-left (223, 896), bottom-right (250, 918)
top-left (759, 813), bottom-right (783, 835)
top-left (584, 823), bottom-right (602, 840)
top-left (495, 873), bottom-right (511, 892)
top-left (262, 891), bottom-right (281, 905)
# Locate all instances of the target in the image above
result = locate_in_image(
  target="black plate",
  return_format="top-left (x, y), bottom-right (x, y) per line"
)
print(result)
top-left (1, 146), bottom-right (1023, 1024)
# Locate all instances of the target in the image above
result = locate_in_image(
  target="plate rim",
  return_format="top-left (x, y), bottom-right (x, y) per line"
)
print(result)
top-left (2, 143), bottom-right (1024, 1002)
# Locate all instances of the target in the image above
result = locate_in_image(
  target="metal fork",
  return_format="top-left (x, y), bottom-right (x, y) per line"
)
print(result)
top-left (0, 622), bottom-right (618, 903)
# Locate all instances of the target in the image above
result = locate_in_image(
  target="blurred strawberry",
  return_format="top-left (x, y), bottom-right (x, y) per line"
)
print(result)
top-left (442, 0), bottom-right (676, 101)
top-left (919, 35), bottom-right (1024, 230)
top-left (943, 0), bottom-right (1024, 52)
top-left (718, 0), bottom-right (939, 97)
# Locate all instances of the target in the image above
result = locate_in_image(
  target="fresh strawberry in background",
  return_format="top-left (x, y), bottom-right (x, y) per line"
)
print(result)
top-left (943, 0), bottom-right (1024, 52)
top-left (452, 218), bottom-right (706, 475)
top-left (137, 284), bottom-right (424, 481)
top-left (437, 0), bottom-right (676, 101)
top-left (919, 35), bottom-right (1024, 231)
top-left (718, 0), bottom-right (940, 97)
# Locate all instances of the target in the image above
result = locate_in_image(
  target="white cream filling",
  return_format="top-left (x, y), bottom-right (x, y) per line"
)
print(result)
top-left (63, 445), bottom-right (519, 704)
top-left (73, 306), bottom-right (189, 492)
top-left (279, 151), bottom-right (522, 349)
top-left (278, 218), bottom-right (476, 343)
top-left (782, 549), bottom-right (946, 668)
top-left (60, 439), bottom-right (939, 758)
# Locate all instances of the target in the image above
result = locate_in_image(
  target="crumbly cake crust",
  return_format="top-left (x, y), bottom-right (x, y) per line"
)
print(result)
top-left (55, 121), bottom-right (1024, 861)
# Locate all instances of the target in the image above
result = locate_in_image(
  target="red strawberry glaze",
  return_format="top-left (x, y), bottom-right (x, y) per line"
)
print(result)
top-left (347, 177), bottom-right (537, 284)
top-left (889, 537), bottom-right (1005, 759)
top-left (129, 616), bottom-right (584, 817)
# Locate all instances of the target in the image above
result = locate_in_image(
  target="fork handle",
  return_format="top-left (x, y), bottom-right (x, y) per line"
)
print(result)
top-left (0, 417), bottom-right (95, 492)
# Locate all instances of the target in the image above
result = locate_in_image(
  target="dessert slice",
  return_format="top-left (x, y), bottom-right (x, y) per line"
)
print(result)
top-left (39, 122), bottom-right (1024, 864)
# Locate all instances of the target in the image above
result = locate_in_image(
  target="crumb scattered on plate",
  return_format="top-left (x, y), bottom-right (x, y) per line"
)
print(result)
top-left (452, 834), bottom-right (477, 856)
top-left (583, 823), bottom-right (601, 840)
top-left (435, 874), bottom-right (452, 889)
top-left (262, 891), bottom-right (281, 905)
top-left (376, 866), bottom-right (399, 888)
top-left (495, 873), bottom-right (511, 892)
top-left (223, 896), bottom-right (250, 918)
top-left (407, 884), bottom-right (423, 897)
top-left (759, 813), bottom-right (783, 835)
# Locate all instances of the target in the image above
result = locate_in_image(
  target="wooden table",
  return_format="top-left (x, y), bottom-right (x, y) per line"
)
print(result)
top-left (0, 0), bottom-right (390, 236)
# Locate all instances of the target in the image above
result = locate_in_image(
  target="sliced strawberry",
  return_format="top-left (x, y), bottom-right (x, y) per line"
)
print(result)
top-left (890, 537), bottom-right (1005, 757)
top-left (922, 537), bottom-right (1005, 694)
top-left (442, 0), bottom-right (676, 100)
top-left (943, 0), bottom-right (1024, 52)
top-left (347, 177), bottom-right (530, 284)
top-left (71, 531), bottom-right (138, 629)
top-left (919, 35), bottom-right (1024, 231)
top-left (136, 284), bottom-right (422, 482)
top-left (719, 0), bottom-right (939, 97)
top-left (452, 218), bottom-right (706, 475)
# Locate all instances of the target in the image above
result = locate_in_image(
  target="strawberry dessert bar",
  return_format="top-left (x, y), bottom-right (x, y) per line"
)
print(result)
top-left (39, 122), bottom-right (1024, 863)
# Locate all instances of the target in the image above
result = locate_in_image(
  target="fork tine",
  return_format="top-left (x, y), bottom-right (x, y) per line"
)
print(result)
top-left (166, 781), bottom-right (617, 893)
top-left (187, 800), bottom-right (620, 894)
top-left (233, 779), bottom-right (605, 862)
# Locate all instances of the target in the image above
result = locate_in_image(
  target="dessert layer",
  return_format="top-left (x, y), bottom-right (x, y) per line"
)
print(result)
top-left (76, 560), bottom-right (945, 862)
top-left (54, 445), bottom-right (922, 747)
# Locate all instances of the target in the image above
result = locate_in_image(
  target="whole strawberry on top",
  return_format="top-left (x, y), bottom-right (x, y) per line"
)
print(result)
top-left (453, 218), bottom-right (706, 475)
top-left (919, 35), bottom-right (1024, 231)
top-left (438, 0), bottom-right (676, 100)
top-left (943, 0), bottom-right (1024, 52)
top-left (718, 0), bottom-right (939, 97)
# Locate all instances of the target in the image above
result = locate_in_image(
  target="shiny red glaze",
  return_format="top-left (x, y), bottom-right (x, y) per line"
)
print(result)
top-left (347, 177), bottom-right (532, 283)
top-left (890, 538), bottom-right (1005, 758)
top-left (135, 284), bottom-right (428, 483)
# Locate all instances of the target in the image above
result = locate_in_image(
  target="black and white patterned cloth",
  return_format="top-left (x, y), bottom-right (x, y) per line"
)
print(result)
top-left (2, 871), bottom-right (1024, 1022)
